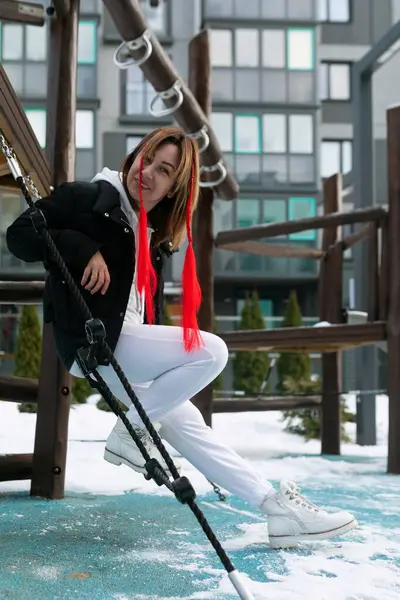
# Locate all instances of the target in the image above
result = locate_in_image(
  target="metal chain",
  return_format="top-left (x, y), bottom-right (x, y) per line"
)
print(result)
top-left (0, 132), bottom-right (41, 200)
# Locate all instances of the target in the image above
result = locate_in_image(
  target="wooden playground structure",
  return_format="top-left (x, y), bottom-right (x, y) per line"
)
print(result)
top-left (0, 1), bottom-right (399, 501)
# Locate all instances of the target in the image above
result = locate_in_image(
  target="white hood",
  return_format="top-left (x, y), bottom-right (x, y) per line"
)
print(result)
top-left (91, 167), bottom-right (138, 229)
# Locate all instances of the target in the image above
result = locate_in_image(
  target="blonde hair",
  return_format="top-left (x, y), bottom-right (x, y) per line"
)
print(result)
top-left (120, 126), bottom-right (200, 249)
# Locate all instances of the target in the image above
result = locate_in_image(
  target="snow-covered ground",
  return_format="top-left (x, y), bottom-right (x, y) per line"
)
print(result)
top-left (1, 394), bottom-right (399, 600)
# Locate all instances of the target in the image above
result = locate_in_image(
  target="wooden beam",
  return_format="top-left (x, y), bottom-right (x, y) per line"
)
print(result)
top-left (30, 0), bottom-right (79, 501)
top-left (101, 2), bottom-right (238, 201)
top-left (386, 105), bottom-right (400, 474)
top-left (0, 376), bottom-right (38, 403)
top-left (215, 206), bottom-right (387, 246)
top-left (52, 0), bottom-right (71, 18)
top-left (0, 63), bottom-right (51, 197)
top-left (0, 1), bottom-right (45, 26)
top-left (213, 396), bottom-right (321, 413)
top-left (219, 322), bottom-right (386, 352)
top-left (342, 224), bottom-right (371, 250)
top-left (0, 281), bottom-right (45, 304)
top-left (190, 29), bottom-right (214, 426)
top-left (0, 454), bottom-right (33, 482)
top-left (220, 240), bottom-right (324, 260)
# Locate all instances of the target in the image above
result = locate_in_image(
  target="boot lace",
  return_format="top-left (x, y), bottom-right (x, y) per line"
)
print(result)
top-left (285, 481), bottom-right (320, 512)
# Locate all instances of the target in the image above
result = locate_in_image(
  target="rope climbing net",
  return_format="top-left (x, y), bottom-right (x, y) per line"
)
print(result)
top-left (0, 130), bottom-right (255, 600)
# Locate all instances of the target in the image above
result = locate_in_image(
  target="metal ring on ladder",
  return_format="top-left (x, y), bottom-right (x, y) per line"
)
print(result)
top-left (187, 125), bottom-right (210, 153)
top-left (149, 81), bottom-right (184, 117)
top-left (199, 159), bottom-right (227, 188)
top-left (113, 29), bottom-right (152, 69)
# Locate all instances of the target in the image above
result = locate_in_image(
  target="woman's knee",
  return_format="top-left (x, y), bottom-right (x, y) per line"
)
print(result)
top-left (200, 330), bottom-right (229, 371)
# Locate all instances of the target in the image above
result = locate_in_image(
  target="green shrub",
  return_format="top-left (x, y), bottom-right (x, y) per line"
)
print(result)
top-left (14, 306), bottom-right (42, 414)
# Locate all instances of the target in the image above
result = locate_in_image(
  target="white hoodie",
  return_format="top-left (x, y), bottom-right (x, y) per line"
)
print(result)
top-left (91, 167), bottom-right (153, 329)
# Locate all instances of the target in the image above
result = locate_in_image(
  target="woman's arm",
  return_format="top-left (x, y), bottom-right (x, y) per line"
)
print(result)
top-left (6, 182), bottom-right (102, 271)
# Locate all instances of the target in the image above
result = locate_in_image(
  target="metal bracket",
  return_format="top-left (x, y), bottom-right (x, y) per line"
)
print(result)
top-left (199, 159), bottom-right (227, 188)
top-left (187, 124), bottom-right (210, 153)
top-left (113, 29), bottom-right (153, 69)
top-left (149, 80), bottom-right (184, 117)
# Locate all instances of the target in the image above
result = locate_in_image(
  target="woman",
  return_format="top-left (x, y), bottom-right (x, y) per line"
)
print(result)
top-left (6, 126), bottom-right (357, 549)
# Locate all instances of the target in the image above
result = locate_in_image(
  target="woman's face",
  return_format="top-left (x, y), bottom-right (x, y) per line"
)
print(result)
top-left (126, 142), bottom-right (180, 212)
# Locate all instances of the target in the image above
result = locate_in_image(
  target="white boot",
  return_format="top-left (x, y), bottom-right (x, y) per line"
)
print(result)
top-left (261, 480), bottom-right (358, 549)
top-left (104, 417), bottom-right (181, 477)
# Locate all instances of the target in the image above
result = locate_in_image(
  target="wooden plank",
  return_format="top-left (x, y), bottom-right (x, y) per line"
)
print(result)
top-left (30, 0), bottom-right (79, 500)
top-left (215, 206), bottom-right (387, 246)
top-left (0, 1), bottom-right (45, 26)
top-left (0, 454), bottom-right (33, 482)
top-left (318, 174), bottom-right (343, 456)
top-left (220, 240), bottom-right (324, 259)
top-left (0, 63), bottom-right (51, 197)
top-left (0, 281), bottom-right (45, 304)
top-left (386, 105), bottom-right (400, 474)
top-left (213, 396), bottom-right (321, 413)
top-left (0, 376), bottom-right (38, 403)
top-left (190, 30), bottom-right (214, 426)
top-left (219, 322), bottom-right (386, 352)
top-left (102, 2), bottom-right (238, 201)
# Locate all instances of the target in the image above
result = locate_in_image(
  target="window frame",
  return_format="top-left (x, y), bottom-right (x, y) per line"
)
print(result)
top-left (319, 0), bottom-right (351, 23)
top-left (288, 197), bottom-right (317, 241)
top-left (234, 113), bottom-right (262, 155)
top-left (321, 138), bottom-right (353, 178)
top-left (320, 61), bottom-right (352, 101)
top-left (287, 27), bottom-right (315, 71)
top-left (77, 20), bottom-right (98, 65)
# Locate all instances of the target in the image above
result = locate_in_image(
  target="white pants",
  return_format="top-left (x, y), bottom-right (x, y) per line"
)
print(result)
top-left (96, 323), bottom-right (274, 508)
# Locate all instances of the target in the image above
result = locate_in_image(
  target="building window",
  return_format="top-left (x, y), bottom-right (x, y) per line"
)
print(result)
top-left (262, 115), bottom-right (286, 153)
top-left (263, 199), bottom-right (287, 224)
top-left (212, 111), bottom-right (314, 185)
top-left (78, 21), bottom-right (97, 64)
top-left (140, 0), bottom-right (166, 34)
top-left (210, 29), bottom-right (233, 67)
top-left (235, 115), bottom-right (261, 154)
top-left (320, 62), bottom-right (351, 100)
top-left (288, 197), bottom-right (316, 240)
top-left (24, 108), bottom-right (95, 150)
top-left (262, 30), bottom-right (286, 68)
top-left (75, 110), bottom-right (94, 148)
top-left (289, 115), bottom-right (313, 154)
top-left (211, 113), bottom-right (234, 152)
top-left (318, 0), bottom-right (350, 22)
top-left (212, 26), bottom-right (315, 71)
top-left (236, 198), bottom-right (260, 228)
top-left (235, 29), bottom-right (259, 67)
top-left (124, 68), bottom-right (157, 115)
top-left (321, 140), bottom-right (352, 178)
top-left (25, 108), bottom-right (47, 148)
top-left (287, 28), bottom-right (315, 70)
top-left (126, 135), bottom-right (143, 154)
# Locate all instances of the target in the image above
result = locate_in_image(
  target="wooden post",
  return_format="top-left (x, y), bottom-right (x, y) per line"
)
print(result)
top-left (30, 0), bottom-right (80, 499)
top-left (188, 30), bottom-right (214, 426)
top-left (367, 222), bottom-right (379, 321)
top-left (379, 216), bottom-right (389, 321)
top-left (318, 173), bottom-right (343, 455)
top-left (386, 105), bottom-right (400, 474)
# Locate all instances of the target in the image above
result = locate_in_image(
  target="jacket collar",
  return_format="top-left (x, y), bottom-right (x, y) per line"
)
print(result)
top-left (92, 180), bottom-right (132, 229)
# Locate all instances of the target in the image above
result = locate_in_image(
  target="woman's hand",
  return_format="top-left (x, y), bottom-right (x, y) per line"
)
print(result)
top-left (81, 251), bottom-right (110, 295)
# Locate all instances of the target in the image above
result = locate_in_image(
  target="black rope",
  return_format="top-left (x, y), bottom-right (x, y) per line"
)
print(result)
top-left (15, 175), bottom-right (236, 575)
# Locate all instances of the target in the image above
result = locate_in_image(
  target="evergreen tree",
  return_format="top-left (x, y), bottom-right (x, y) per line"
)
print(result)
top-left (276, 290), bottom-right (311, 390)
top-left (71, 377), bottom-right (92, 405)
top-left (232, 291), bottom-right (270, 394)
top-left (14, 306), bottom-right (42, 413)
